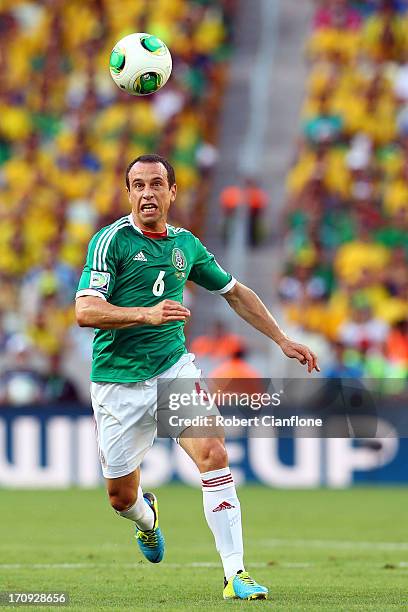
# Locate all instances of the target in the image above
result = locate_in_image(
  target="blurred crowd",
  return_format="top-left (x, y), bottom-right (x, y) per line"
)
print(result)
top-left (2, 0), bottom-right (406, 408)
top-left (191, 320), bottom-right (262, 379)
top-left (280, 0), bottom-right (408, 379)
top-left (0, 0), bottom-right (236, 405)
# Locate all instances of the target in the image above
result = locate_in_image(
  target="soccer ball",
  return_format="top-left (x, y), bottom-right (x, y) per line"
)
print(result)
top-left (109, 32), bottom-right (172, 96)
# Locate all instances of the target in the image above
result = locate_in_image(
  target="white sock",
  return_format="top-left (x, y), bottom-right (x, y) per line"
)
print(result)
top-left (117, 486), bottom-right (154, 531)
top-left (201, 467), bottom-right (244, 580)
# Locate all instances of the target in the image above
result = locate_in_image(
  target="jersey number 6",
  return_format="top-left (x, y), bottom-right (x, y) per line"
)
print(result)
top-left (152, 270), bottom-right (166, 296)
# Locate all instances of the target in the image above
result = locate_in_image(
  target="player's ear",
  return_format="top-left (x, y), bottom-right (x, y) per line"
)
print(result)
top-left (170, 183), bottom-right (177, 202)
top-left (126, 186), bottom-right (131, 201)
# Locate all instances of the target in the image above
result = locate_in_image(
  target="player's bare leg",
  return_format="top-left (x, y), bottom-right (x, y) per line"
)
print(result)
top-left (180, 433), bottom-right (268, 599)
top-left (106, 469), bottom-right (140, 512)
top-left (106, 468), bottom-right (164, 563)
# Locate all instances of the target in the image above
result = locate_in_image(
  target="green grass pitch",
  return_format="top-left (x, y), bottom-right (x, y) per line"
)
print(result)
top-left (1, 486), bottom-right (407, 610)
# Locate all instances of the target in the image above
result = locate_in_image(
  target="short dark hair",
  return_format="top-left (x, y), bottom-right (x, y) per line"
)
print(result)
top-left (125, 154), bottom-right (176, 190)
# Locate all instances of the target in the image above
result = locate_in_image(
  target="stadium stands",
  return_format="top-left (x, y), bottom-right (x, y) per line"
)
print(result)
top-left (280, 0), bottom-right (408, 378)
top-left (0, 0), bottom-right (235, 397)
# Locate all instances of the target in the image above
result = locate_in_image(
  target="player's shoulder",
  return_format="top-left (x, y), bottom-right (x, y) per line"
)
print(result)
top-left (166, 224), bottom-right (194, 238)
top-left (167, 224), bottom-right (202, 246)
top-left (167, 225), bottom-right (205, 258)
top-left (89, 215), bottom-right (132, 247)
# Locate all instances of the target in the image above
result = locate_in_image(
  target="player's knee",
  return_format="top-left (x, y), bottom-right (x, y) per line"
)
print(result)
top-left (198, 439), bottom-right (228, 472)
top-left (108, 489), bottom-right (137, 512)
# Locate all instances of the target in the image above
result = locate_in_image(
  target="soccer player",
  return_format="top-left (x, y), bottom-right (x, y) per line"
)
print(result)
top-left (75, 154), bottom-right (319, 601)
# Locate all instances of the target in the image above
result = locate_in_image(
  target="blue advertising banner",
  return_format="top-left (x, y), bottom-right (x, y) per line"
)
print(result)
top-left (0, 404), bottom-right (405, 488)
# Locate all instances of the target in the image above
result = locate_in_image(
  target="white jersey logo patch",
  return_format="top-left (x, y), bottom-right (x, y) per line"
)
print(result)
top-left (133, 251), bottom-right (147, 262)
top-left (90, 271), bottom-right (110, 293)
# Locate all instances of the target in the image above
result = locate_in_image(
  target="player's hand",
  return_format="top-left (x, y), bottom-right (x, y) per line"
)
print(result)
top-left (145, 300), bottom-right (191, 325)
top-left (278, 338), bottom-right (320, 374)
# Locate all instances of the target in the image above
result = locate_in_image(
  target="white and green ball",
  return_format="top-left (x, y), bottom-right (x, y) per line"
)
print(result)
top-left (109, 32), bottom-right (172, 96)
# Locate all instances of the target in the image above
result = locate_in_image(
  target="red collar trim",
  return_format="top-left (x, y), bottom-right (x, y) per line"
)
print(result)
top-left (141, 228), bottom-right (168, 239)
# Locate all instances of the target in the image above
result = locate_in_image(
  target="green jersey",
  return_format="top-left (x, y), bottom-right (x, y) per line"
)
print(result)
top-left (76, 214), bottom-right (235, 382)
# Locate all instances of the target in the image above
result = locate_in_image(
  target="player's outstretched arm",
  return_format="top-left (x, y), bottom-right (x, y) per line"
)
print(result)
top-left (222, 282), bottom-right (320, 373)
top-left (75, 296), bottom-right (190, 329)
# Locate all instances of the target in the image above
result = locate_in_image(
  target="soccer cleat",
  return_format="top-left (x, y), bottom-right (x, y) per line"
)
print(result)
top-left (223, 571), bottom-right (268, 600)
top-left (134, 492), bottom-right (165, 563)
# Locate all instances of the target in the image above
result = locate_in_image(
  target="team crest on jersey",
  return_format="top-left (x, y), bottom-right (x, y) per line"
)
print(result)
top-left (172, 248), bottom-right (187, 271)
top-left (90, 270), bottom-right (110, 293)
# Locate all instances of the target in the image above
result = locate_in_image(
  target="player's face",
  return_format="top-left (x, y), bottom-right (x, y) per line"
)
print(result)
top-left (127, 162), bottom-right (177, 231)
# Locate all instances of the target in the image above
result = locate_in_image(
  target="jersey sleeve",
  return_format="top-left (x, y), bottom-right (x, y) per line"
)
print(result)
top-left (188, 237), bottom-right (236, 293)
top-left (76, 228), bottom-right (119, 301)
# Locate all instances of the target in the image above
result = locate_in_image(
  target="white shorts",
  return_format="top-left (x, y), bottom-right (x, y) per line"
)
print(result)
top-left (91, 353), bottom-right (205, 479)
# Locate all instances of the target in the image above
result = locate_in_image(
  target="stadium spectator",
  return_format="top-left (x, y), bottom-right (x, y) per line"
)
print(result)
top-left (219, 183), bottom-right (243, 244)
top-left (393, 50), bottom-right (408, 103)
top-left (190, 320), bottom-right (244, 359)
top-left (244, 178), bottom-right (268, 247)
top-left (208, 348), bottom-right (262, 380)
top-left (43, 353), bottom-right (81, 404)
top-left (27, 292), bottom-right (74, 358)
top-left (334, 223), bottom-right (389, 287)
top-left (362, 0), bottom-right (407, 62)
top-left (0, 335), bottom-right (45, 406)
top-left (303, 90), bottom-right (344, 145)
top-left (219, 179), bottom-right (268, 246)
top-left (20, 243), bottom-right (78, 321)
top-left (385, 319), bottom-right (408, 368)
top-left (208, 348), bottom-right (265, 397)
top-left (325, 341), bottom-right (364, 378)
top-left (337, 300), bottom-right (389, 351)
top-left (383, 247), bottom-right (407, 296)
top-left (313, 0), bottom-right (362, 31)
top-left (279, 263), bottom-right (328, 303)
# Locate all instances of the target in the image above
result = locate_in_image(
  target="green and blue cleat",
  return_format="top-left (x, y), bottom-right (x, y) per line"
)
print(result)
top-left (135, 492), bottom-right (165, 563)
top-left (223, 571), bottom-right (268, 600)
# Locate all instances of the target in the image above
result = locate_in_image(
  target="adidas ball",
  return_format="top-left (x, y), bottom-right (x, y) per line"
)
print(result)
top-left (109, 32), bottom-right (172, 96)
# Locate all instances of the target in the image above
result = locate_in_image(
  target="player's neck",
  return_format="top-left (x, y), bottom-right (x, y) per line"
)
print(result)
top-left (141, 228), bottom-right (168, 239)
top-left (131, 213), bottom-right (167, 234)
